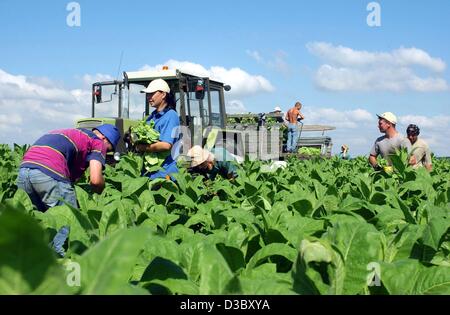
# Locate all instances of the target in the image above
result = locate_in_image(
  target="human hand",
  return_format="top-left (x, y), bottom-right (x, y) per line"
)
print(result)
top-left (136, 144), bottom-right (148, 153)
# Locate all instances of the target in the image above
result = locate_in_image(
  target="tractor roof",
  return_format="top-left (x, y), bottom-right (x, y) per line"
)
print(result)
top-left (125, 69), bottom-right (178, 81)
top-left (124, 69), bottom-right (224, 86)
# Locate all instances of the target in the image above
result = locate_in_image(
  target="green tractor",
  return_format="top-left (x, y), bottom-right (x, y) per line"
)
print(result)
top-left (75, 67), bottom-right (242, 162)
top-left (76, 67), bottom-right (335, 163)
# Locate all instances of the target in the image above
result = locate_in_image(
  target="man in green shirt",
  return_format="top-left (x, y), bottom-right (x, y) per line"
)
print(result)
top-left (187, 145), bottom-right (239, 180)
top-left (406, 124), bottom-right (432, 172)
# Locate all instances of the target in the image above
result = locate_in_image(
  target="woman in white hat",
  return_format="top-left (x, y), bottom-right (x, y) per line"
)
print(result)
top-left (136, 78), bottom-right (180, 180)
top-left (338, 144), bottom-right (350, 160)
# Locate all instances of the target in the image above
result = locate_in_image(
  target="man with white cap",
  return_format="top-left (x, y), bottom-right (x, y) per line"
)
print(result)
top-left (271, 106), bottom-right (285, 123)
top-left (369, 112), bottom-right (411, 170)
top-left (136, 78), bottom-right (180, 180)
top-left (186, 146), bottom-right (239, 180)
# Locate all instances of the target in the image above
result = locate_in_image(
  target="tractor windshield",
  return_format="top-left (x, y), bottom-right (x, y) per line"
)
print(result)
top-left (124, 83), bottom-right (147, 120)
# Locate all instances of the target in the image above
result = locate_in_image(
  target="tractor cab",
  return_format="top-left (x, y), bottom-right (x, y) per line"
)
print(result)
top-left (76, 68), bottom-right (234, 156)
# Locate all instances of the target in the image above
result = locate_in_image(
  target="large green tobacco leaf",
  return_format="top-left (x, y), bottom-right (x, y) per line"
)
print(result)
top-left (122, 177), bottom-right (149, 198)
top-left (216, 243), bottom-right (246, 273)
top-left (75, 186), bottom-right (91, 213)
top-left (11, 189), bottom-right (35, 213)
top-left (385, 224), bottom-right (424, 262)
top-left (98, 201), bottom-right (129, 239)
top-left (37, 204), bottom-right (95, 253)
top-left (381, 259), bottom-right (450, 294)
top-left (421, 217), bottom-right (450, 251)
top-left (324, 216), bottom-right (384, 294)
top-left (0, 207), bottom-right (71, 294)
top-left (198, 244), bottom-right (235, 294)
top-left (78, 226), bottom-right (150, 294)
top-left (292, 238), bottom-right (335, 295)
top-left (239, 263), bottom-right (295, 294)
top-left (246, 243), bottom-right (297, 270)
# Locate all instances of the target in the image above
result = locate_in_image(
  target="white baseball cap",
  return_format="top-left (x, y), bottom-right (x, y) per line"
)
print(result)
top-left (140, 78), bottom-right (170, 94)
top-left (377, 112), bottom-right (397, 125)
top-left (187, 145), bottom-right (214, 168)
top-left (274, 106), bottom-right (282, 112)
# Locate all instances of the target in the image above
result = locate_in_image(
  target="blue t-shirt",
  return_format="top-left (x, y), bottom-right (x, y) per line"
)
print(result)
top-left (338, 152), bottom-right (351, 160)
top-left (145, 108), bottom-right (180, 180)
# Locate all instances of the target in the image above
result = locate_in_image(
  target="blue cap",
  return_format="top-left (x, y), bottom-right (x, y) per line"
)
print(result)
top-left (94, 124), bottom-right (120, 151)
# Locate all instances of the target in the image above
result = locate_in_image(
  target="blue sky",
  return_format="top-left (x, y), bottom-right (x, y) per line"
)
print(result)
top-left (1, 0), bottom-right (449, 156)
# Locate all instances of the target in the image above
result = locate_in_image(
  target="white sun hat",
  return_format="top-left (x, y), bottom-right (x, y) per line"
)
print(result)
top-left (187, 145), bottom-right (214, 168)
top-left (140, 78), bottom-right (170, 94)
top-left (377, 112), bottom-right (397, 125)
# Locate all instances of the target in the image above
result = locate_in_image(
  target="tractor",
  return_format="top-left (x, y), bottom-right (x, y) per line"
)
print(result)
top-left (75, 67), bottom-right (335, 162)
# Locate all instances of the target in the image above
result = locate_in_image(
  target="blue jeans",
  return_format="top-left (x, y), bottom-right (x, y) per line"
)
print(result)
top-left (287, 123), bottom-right (299, 153)
top-left (17, 168), bottom-right (77, 211)
top-left (17, 168), bottom-right (75, 257)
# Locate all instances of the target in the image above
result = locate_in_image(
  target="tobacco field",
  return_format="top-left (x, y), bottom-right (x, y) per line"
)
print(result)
top-left (0, 144), bottom-right (449, 295)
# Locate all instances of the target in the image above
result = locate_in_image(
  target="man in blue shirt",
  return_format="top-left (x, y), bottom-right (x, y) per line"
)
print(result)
top-left (136, 79), bottom-right (180, 180)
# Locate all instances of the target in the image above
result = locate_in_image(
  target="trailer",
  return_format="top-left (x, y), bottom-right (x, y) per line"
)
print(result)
top-left (226, 113), bottom-right (335, 160)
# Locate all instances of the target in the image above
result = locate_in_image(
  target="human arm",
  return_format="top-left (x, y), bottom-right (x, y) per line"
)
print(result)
top-left (136, 113), bottom-right (179, 154)
top-left (369, 154), bottom-right (381, 170)
top-left (89, 159), bottom-right (105, 194)
top-left (369, 142), bottom-right (381, 170)
top-left (136, 141), bottom-right (172, 153)
top-left (424, 147), bottom-right (433, 171)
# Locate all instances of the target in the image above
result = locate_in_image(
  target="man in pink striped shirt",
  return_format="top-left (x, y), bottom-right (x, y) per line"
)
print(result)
top-left (17, 124), bottom-right (120, 257)
top-left (17, 124), bottom-right (120, 211)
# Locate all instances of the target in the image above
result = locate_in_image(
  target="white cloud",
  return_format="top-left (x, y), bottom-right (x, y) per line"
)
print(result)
top-left (307, 42), bottom-right (446, 72)
top-left (226, 100), bottom-right (248, 114)
top-left (82, 73), bottom-right (114, 87)
top-left (0, 69), bottom-right (95, 145)
top-left (140, 59), bottom-right (274, 97)
top-left (0, 113), bottom-right (22, 125)
top-left (246, 50), bottom-right (291, 75)
top-left (246, 50), bottom-right (263, 63)
top-left (398, 115), bottom-right (450, 131)
top-left (0, 69), bottom-right (76, 102)
top-left (303, 107), bottom-right (375, 129)
top-left (307, 42), bottom-right (449, 92)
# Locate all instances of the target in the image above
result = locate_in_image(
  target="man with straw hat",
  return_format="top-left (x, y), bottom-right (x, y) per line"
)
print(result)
top-left (186, 146), bottom-right (239, 180)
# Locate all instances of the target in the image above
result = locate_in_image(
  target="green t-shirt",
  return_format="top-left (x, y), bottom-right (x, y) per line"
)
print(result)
top-left (208, 148), bottom-right (239, 180)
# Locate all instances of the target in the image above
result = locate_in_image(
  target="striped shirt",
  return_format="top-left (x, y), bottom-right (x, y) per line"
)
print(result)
top-left (21, 128), bottom-right (107, 183)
